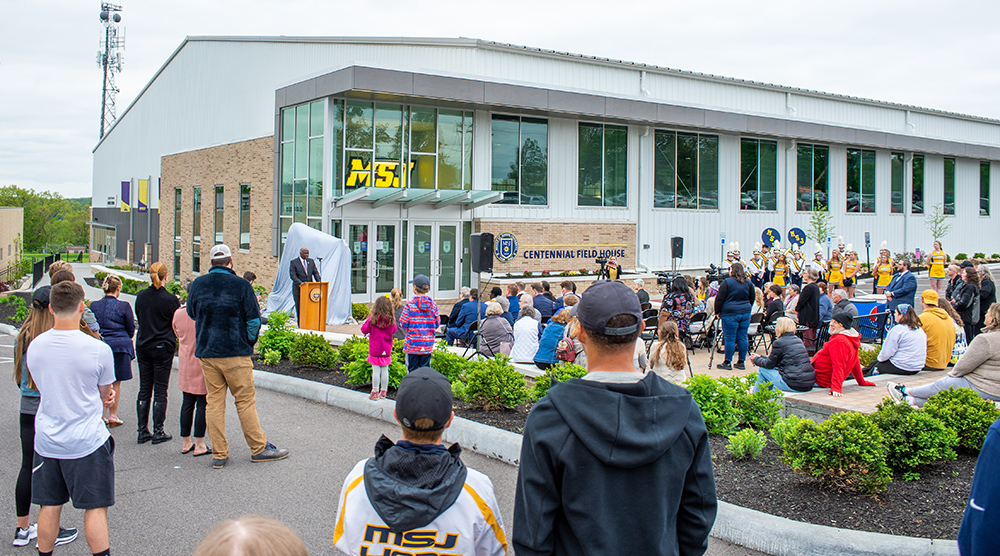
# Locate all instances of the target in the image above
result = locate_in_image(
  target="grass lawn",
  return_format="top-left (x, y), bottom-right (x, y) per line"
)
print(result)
top-left (23, 252), bottom-right (89, 263)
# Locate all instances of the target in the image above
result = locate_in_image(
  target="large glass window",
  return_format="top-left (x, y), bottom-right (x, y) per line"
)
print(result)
top-left (739, 139), bottom-right (777, 211)
top-left (173, 188), bottom-right (181, 279)
top-left (981, 162), bottom-right (991, 216)
top-left (214, 185), bottom-right (224, 243)
top-left (912, 154), bottom-right (924, 214)
top-left (846, 148), bottom-right (876, 213)
top-left (890, 153), bottom-right (904, 214)
top-left (279, 100), bottom-right (325, 250)
top-left (192, 186), bottom-right (201, 273)
top-left (239, 184), bottom-right (250, 251)
top-left (491, 115), bottom-right (548, 205)
top-left (579, 123), bottom-right (627, 207)
top-left (796, 144), bottom-right (829, 211)
top-left (944, 158), bottom-right (956, 215)
top-left (654, 130), bottom-right (719, 210)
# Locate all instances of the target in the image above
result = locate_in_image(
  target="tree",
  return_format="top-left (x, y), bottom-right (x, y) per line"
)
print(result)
top-left (0, 186), bottom-right (90, 251)
top-left (926, 203), bottom-right (952, 242)
top-left (808, 204), bottom-right (836, 250)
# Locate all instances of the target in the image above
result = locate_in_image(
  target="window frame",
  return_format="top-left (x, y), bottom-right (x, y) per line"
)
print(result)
top-left (490, 113), bottom-right (549, 206)
top-left (980, 161), bottom-right (990, 217)
top-left (214, 185), bottom-right (224, 244)
top-left (239, 183), bottom-right (251, 251)
top-left (944, 157), bottom-right (956, 216)
top-left (577, 122), bottom-right (629, 208)
top-left (890, 152), bottom-right (904, 214)
top-left (192, 186), bottom-right (201, 273)
top-left (911, 154), bottom-right (924, 214)
top-left (846, 148), bottom-right (876, 214)
top-left (796, 143), bottom-right (830, 212)
top-left (739, 137), bottom-right (777, 212)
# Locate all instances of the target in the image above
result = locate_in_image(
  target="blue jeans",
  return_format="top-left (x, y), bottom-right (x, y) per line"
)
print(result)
top-left (406, 353), bottom-right (431, 373)
top-left (754, 367), bottom-right (796, 392)
top-left (721, 312), bottom-right (750, 363)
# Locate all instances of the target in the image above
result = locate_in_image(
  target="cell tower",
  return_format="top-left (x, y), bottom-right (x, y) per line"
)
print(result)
top-left (96, 2), bottom-right (125, 139)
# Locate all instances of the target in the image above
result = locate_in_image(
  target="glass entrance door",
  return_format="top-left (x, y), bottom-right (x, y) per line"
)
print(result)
top-left (408, 222), bottom-right (460, 299)
top-left (347, 222), bottom-right (398, 303)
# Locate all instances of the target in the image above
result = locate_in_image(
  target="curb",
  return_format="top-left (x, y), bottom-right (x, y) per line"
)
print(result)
top-left (251, 369), bottom-right (959, 556)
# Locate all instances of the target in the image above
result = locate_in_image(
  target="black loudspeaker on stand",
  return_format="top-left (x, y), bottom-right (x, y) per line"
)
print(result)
top-left (671, 237), bottom-right (684, 259)
top-left (470, 233), bottom-right (494, 273)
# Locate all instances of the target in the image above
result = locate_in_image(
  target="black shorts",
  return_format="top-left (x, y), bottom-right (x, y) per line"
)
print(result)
top-left (32, 437), bottom-right (115, 510)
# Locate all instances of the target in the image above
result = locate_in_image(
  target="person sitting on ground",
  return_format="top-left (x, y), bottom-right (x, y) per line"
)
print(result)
top-left (479, 301), bottom-right (514, 357)
top-left (811, 313), bottom-right (876, 396)
top-left (920, 290), bottom-right (958, 371)
top-left (940, 298), bottom-right (968, 365)
top-left (334, 368), bottom-right (507, 556)
top-left (764, 284), bottom-right (785, 324)
top-left (445, 288), bottom-right (487, 346)
top-left (952, 266), bottom-right (981, 343)
top-left (506, 283), bottom-right (521, 320)
top-left (533, 308), bottom-right (572, 370)
top-left (750, 317), bottom-right (814, 393)
top-left (446, 287), bottom-right (471, 333)
top-left (863, 304), bottom-right (926, 376)
top-left (531, 283), bottom-right (554, 321)
top-left (830, 288), bottom-right (858, 320)
top-left (817, 281), bottom-right (833, 323)
top-left (632, 278), bottom-right (650, 306)
top-left (889, 303), bottom-right (1000, 408)
top-left (510, 306), bottom-right (540, 364)
top-left (647, 320), bottom-right (687, 384)
top-left (195, 515), bottom-right (309, 556)
top-left (48, 260), bottom-right (100, 334)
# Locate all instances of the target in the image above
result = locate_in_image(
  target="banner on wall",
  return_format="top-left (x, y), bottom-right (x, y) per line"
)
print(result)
top-left (137, 179), bottom-right (148, 213)
top-left (120, 180), bottom-right (131, 212)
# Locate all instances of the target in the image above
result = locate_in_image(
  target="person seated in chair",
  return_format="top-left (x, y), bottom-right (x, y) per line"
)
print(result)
top-left (445, 288), bottom-right (487, 346)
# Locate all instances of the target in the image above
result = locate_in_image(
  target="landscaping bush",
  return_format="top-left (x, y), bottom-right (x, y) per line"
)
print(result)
top-left (454, 355), bottom-right (528, 410)
top-left (781, 412), bottom-right (892, 494)
top-left (430, 342), bottom-right (471, 383)
top-left (858, 345), bottom-right (880, 369)
top-left (991, 253), bottom-right (1000, 260)
top-left (352, 302), bottom-right (370, 321)
top-left (257, 311), bottom-right (297, 359)
top-left (923, 387), bottom-right (1000, 451)
top-left (955, 253), bottom-right (968, 261)
top-left (868, 399), bottom-right (957, 477)
top-left (341, 335), bottom-right (407, 389)
top-left (974, 252), bottom-right (986, 259)
top-left (769, 414), bottom-right (801, 449)
top-left (726, 428), bottom-right (767, 460)
top-left (263, 349), bottom-right (281, 366)
top-left (93, 271), bottom-right (147, 295)
top-left (289, 332), bottom-right (340, 368)
top-left (1, 295), bottom-right (28, 322)
top-left (684, 374), bottom-right (740, 435)
top-left (720, 372), bottom-right (784, 430)
top-left (338, 335), bottom-right (369, 363)
top-left (165, 280), bottom-right (187, 301)
top-left (531, 361), bottom-right (588, 401)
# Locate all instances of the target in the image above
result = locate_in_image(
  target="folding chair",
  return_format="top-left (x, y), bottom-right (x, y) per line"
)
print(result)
top-left (745, 312), bottom-right (765, 353)
top-left (853, 312), bottom-right (890, 345)
top-left (685, 312), bottom-right (708, 352)
top-left (754, 311), bottom-right (784, 352)
top-left (640, 313), bottom-right (659, 352)
top-left (461, 321), bottom-right (482, 359)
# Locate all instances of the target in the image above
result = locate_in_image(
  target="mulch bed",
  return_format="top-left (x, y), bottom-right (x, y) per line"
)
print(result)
top-left (0, 291), bottom-right (31, 329)
top-left (255, 358), bottom-right (973, 539)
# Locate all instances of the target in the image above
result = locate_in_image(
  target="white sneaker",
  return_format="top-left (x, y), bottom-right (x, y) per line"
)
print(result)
top-left (886, 382), bottom-right (906, 403)
top-left (12, 524), bottom-right (36, 547)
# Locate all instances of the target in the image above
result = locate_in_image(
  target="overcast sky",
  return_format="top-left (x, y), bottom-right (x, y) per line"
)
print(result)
top-left (3, 0), bottom-right (1000, 199)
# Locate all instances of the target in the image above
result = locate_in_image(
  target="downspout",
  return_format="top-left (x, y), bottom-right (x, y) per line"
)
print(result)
top-left (637, 125), bottom-right (651, 273)
top-left (640, 71), bottom-right (650, 97)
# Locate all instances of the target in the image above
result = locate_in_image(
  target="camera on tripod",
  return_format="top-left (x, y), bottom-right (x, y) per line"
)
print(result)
top-left (595, 257), bottom-right (608, 266)
top-left (655, 271), bottom-right (678, 286)
top-left (705, 264), bottom-right (727, 281)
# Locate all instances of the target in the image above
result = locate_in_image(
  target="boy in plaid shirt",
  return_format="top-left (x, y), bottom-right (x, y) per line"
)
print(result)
top-left (399, 274), bottom-right (440, 372)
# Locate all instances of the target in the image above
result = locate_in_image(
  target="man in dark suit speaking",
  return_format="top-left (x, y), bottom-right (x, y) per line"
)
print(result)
top-left (290, 247), bottom-right (321, 318)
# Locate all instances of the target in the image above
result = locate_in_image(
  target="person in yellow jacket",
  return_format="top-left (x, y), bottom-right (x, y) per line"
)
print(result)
top-left (874, 243), bottom-right (894, 294)
top-left (928, 240), bottom-right (948, 295)
top-left (333, 368), bottom-right (508, 556)
top-left (827, 250), bottom-right (844, 288)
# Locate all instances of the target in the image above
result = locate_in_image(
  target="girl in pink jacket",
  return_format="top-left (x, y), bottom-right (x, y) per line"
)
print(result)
top-left (362, 296), bottom-right (397, 399)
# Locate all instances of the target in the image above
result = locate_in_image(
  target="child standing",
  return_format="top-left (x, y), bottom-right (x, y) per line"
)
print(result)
top-left (362, 296), bottom-right (397, 399)
top-left (399, 274), bottom-right (440, 373)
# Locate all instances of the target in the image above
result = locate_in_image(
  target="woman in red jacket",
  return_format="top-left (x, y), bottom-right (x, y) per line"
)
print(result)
top-left (812, 313), bottom-right (876, 396)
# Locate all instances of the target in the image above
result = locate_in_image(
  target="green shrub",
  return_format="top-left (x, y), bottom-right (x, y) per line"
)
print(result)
top-left (858, 345), bottom-right (880, 369)
top-left (720, 372), bottom-right (784, 430)
top-left (94, 271), bottom-right (147, 295)
top-left (263, 349), bottom-right (281, 366)
top-left (726, 428), bottom-right (768, 460)
top-left (289, 332), bottom-right (339, 368)
top-left (531, 362), bottom-right (588, 401)
top-left (974, 252), bottom-right (986, 259)
top-left (781, 412), bottom-right (892, 494)
top-left (923, 387), bottom-right (1000, 451)
top-left (338, 335), bottom-right (370, 363)
top-left (344, 358), bottom-right (408, 389)
top-left (352, 302), bottom-right (370, 321)
top-left (869, 399), bottom-right (957, 476)
top-left (0, 295), bottom-right (28, 322)
top-left (770, 414), bottom-right (801, 449)
top-left (431, 342), bottom-right (472, 383)
top-left (991, 253), bottom-right (1000, 260)
top-left (455, 355), bottom-right (528, 410)
top-left (165, 280), bottom-right (187, 301)
top-left (253, 284), bottom-right (267, 297)
top-left (684, 374), bottom-right (740, 435)
top-left (956, 253), bottom-right (968, 261)
top-left (257, 311), bottom-right (297, 359)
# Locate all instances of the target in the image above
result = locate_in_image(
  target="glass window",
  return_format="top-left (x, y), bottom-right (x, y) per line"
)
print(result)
top-left (192, 186), bottom-right (201, 273)
top-left (890, 153), bottom-right (904, 214)
top-left (214, 185), bottom-right (224, 243)
top-left (332, 99), bottom-right (344, 195)
top-left (174, 188), bottom-right (181, 279)
top-left (846, 148), bottom-right (876, 213)
top-left (981, 162), bottom-right (990, 216)
top-left (944, 158), bottom-right (956, 215)
top-left (578, 123), bottom-right (628, 207)
top-left (912, 154), bottom-right (924, 214)
top-left (438, 110), bottom-right (464, 190)
top-left (239, 184), bottom-right (250, 251)
top-left (654, 130), bottom-right (719, 210)
top-left (491, 116), bottom-right (549, 205)
top-left (797, 144), bottom-right (829, 211)
top-left (280, 100), bottom-right (324, 251)
top-left (739, 138), bottom-right (777, 211)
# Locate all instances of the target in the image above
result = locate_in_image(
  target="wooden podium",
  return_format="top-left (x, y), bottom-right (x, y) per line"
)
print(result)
top-left (298, 282), bottom-right (328, 331)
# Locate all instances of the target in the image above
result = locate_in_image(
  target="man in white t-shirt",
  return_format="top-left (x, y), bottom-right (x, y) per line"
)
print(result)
top-left (26, 281), bottom-right (116, 556)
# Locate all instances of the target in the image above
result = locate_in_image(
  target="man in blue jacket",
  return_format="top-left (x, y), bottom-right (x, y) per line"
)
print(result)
top-left (884, 259), bottom-right (917, 313)
top-left (513, 280), bottom-right (717, 555)
top-left (187, 244), bottom-right (289, 469)
top-left (445, 288), bottom-right (487, 345)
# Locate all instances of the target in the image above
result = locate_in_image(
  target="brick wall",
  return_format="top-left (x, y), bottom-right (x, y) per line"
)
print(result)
top-left (475, 220), bottom-right (636, 275)
top-left (159, 136), bottom-right (280, 288)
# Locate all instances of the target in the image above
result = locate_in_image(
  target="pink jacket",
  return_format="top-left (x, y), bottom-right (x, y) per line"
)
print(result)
top-left (361, 315), bottom-right (397, 358)
top-left (172, 305), bottom-right (207, 395)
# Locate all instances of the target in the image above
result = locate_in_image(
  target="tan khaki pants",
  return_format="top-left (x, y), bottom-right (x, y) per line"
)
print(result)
top-left (199, 356), bottom-right (267, 459)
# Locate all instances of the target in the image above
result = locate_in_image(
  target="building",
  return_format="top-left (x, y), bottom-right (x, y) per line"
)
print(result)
top-left (0, 207), bottom-right (24, 279)
top-left (91, 36), bottom-right (1000, 302)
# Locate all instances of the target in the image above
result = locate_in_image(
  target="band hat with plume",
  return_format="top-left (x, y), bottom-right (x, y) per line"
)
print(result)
top-left (880, 240), bottom-right (889, 253)
top-left (815, 243), bottom-right (823, 255)
top-left (837, 236), bottom-right (845, 248)
top-left (753, 241), bottom-right (762, 254)
top-left (792, 243), bottom-right (800, 253)
top-left (846, 243), bottom-right (853, 253)
top-left (729, 241), bottom-right (740, 254)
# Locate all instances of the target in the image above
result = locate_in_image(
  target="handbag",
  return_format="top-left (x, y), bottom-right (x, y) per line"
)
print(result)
top-left (555, 338), bottom-right (576, 362)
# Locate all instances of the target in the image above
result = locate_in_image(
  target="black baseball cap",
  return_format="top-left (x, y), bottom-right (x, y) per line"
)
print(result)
top-left (832, 313), bottom-right (853, 329)
top-left (32, 286), bottom-right (51, 310)
top-left (395, 367), bottom-right (453, 431)
top-left (577, 280), bottom-right (642, 336)
top-left (409, 274), bottom-right (430, 288)
top-left (960, 260), bottom-right (975, 269)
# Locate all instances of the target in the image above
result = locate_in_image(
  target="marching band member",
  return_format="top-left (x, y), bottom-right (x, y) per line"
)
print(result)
top-left (760, 244), bottom-right (773, 283)
top-left (789, 244), bottom-right (804, 287)
top-left (732, 243), bottom-right (743, 267)
top-left (837, 236), bottom-right (847, 259)
top-left (843, 245), bottom-right (859, 298)
top-left (809, 244), bottom-right (826, 274)
top-left (874, 242), bottom-right (894, 294)
top-left (748, 243), bottom-right (767, 289)
top-left (723, 242), bottom-right (740, 272)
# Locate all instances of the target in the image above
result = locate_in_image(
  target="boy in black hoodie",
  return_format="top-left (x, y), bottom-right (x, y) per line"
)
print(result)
top-left (513, 280), bottom-right (717, 556)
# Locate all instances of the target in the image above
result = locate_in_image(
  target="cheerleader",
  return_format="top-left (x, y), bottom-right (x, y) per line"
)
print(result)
top-left (827, 249), bottom-right (844, 287)
top-left (927, 240), bottom-right (947, 295)
top-left (842, 246), bottom-right (859, 298)
top-left (772, 245), bottom-right (790, 287)
top-left (874, 242), bottom-right (894, 294)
